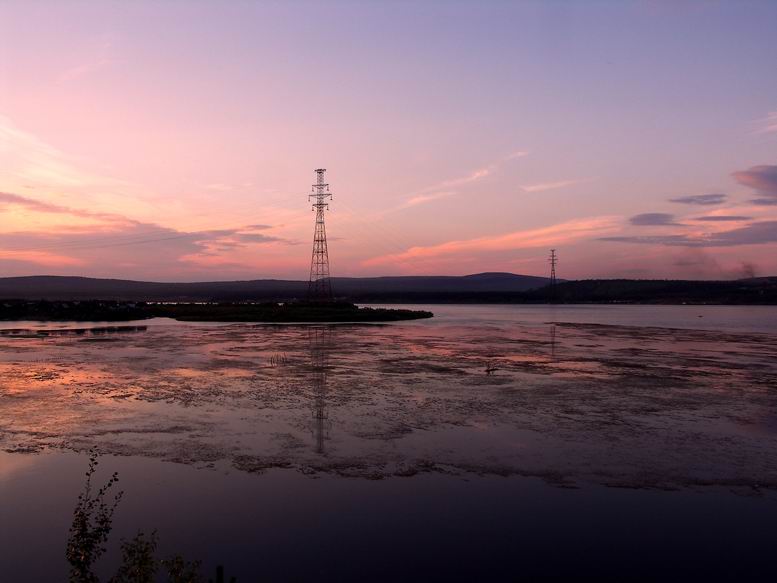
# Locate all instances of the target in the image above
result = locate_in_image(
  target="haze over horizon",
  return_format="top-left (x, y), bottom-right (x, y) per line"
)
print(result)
top-left (2, 1), bottom-right (777, 282)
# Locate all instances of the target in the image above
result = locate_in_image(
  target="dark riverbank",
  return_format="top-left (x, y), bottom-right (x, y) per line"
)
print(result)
top-left (0, 274), bottom-right (775, 304)
top-left (356, 278), bottom-right (777, 305)
top-left (0, 300), bottom-right (433, 323)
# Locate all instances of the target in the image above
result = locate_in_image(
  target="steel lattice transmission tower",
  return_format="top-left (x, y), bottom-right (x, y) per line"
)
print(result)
top-left (549, 249), bottom-right (558, 286)
top-left (548, 249), bottom-right (558, 302)
top-left (308, 169), bottom-right (333, 301)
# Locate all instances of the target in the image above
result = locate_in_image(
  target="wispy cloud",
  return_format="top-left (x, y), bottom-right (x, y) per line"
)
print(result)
top-left (504, 150), bottom-right (530, 161)
top-left (521, 178), bottom-right (589, 193)
top-left (393, 150), bottom-right (529, 211)
top-left (669, 193), bottom-right (727, 205)
top-left (732, 164), bottom-right (777, 205)
top-left (0, 116), bottom-right (311, 278)
top-left (0, 187), bottom-right (289, 276)
top-left (57, 35), bottom-right (115, 83)
top-left (754, 110), bottom-right (777, 134)
top-left (0, 220), bottom-right (287, 274)
top-left (399, 191), bottom-right (455, 209)
top-left (203, 183), bottom-right (234, 192)
top-left (0, 115), bottom-right (92, 188)
top-left (363, 216), bottom-right (618, 266)
top-left (58, 56), bottom-right (113, 83)
top-left (0, 115), bottom-right (161, 223)
top-left (629, 213), bottom-right (680, 226)
top-left (601, 221), bottom-right (777, 247)
top-left (0, 191), bottom-right (129, 224)
top-left (430, 150), bottom-right (528, 191)
top-left (691, 215), bottom-right (752, 222)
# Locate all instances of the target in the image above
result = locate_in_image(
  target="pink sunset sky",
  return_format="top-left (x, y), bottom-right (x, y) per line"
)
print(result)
top-left (1, 1), bottom-right (776, 282)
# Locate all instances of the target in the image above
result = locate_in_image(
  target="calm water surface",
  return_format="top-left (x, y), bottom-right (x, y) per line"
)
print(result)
top-left (1, 305), bottom-right (776, 581)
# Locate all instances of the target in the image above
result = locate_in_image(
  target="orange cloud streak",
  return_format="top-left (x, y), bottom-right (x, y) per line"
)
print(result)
top-left (363, 216), bottom-right (619, 267)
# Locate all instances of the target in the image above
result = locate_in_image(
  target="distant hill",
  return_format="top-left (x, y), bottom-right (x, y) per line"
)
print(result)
top-left (2, 274), bottom-right (774, 304)
top-left (740, 276), bottom-right (777, 285)
top-left (522, 278), bottom-right (777, 305)
top-left (0, 272), bottom-right (550, 301)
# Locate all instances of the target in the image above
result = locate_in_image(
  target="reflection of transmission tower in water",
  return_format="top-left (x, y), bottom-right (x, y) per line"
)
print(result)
top-left (549, 324), bottom-right (557, 360)
top-left (308, 169), bottom-right (333, 301)
top-left (308, 326), bottom-right (333, 454)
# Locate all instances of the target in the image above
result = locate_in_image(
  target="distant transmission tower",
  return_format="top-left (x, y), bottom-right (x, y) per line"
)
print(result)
top-left (548, 249), bottom-right (558, 302)
top-left (308, 169), bottom-right (333, 301)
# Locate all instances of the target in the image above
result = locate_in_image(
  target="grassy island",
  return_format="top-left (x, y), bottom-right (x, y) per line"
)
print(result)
top-left (0, 299), bottom-right (433, 323)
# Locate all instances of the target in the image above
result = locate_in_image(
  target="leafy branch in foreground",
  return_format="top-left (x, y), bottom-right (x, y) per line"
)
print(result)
top-left (110, 531), bottom-right (159, 583)
top-left (67, 449), bottom-right (123, 583)
top-left (66, 450), bottom-right (236, 582)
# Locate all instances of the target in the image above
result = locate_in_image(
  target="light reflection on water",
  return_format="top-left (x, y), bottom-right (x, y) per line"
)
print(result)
top-left (367, 303), bottom-right (777, 333)
top-left (1, 305), bottom-right (777, 580)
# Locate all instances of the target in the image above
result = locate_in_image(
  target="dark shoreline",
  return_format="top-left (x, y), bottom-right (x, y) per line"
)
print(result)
top-left (350, 278), bottom-right (777, 305)
top-left (1, 275), bottom-right (775, 305)
top-left (0, 300), bottom-right (433, 323)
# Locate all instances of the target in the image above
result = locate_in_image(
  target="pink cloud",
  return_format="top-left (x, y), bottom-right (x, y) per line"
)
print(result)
top-left (754, 111), bottom-right (777, 134)
top-left (521, 178), bottom-right (590, 193)
top-left (401, 191), bottom-right (455, 208)
top-left (393, 150), bottom-right (530, 211)
top-left (363, 216), bottom-right (619, 267)
top-left (0, 191), bottom-right (129, 224)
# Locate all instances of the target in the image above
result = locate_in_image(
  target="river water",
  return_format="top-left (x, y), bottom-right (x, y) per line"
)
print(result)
top-left (1, 305), bottom-right (776, 580)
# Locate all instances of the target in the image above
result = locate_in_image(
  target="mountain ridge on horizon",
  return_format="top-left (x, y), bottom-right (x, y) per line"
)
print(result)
top-left (0, 272), bottom-right (551, 301)
top-left (0, 271), bottom-right (538, 284)
top-left (0, 273), bottom-right (776, 304)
